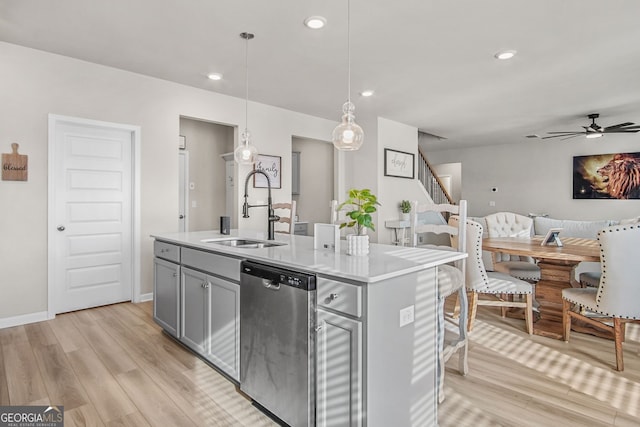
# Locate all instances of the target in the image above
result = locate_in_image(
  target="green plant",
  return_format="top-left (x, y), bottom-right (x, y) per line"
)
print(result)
top-left (399, 200), bottom-right (411, 214)
top-left (338, 188), bottom-right (380, 235)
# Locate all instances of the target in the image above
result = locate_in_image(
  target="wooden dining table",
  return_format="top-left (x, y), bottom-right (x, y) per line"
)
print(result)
top-left (482, 236), bottom-right (600, 339)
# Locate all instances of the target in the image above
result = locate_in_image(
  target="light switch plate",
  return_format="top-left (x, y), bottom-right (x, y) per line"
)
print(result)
top-left (399, 305), bottom-right (415, 327)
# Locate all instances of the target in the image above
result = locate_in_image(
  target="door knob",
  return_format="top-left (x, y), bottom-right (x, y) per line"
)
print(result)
top-left (179, 215), bottom-right (185, 219)
top-left (57, 225), bottom-right (65, 231)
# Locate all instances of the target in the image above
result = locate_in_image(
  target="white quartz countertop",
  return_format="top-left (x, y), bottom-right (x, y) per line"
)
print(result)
top-left (152, 230), bottom-right (466, 284)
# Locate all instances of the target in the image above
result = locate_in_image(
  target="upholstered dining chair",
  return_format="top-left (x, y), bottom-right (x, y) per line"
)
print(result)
top-left (411, 200), bottom-right (468, 403)
top-left (451, 217), bottom-right (534, 335)
top-left (579, 271), bottom-right (601, 288)
top-left (272, 200), bottom-right (296, 234)
top-left (484, 212), bottom-right (541, 283)
top-left (562, 224), bottom-right (640, 371)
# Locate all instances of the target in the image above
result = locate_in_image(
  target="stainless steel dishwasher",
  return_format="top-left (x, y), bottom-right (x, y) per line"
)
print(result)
top-left (240, 261), bottom-right (316, 427)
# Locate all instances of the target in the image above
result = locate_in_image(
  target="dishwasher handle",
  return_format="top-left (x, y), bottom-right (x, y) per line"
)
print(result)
top-left (262, 279), bottom-right (281, 291)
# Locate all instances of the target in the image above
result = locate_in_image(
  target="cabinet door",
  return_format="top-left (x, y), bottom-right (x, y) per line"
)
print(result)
top-left (316, 309), bottom-right (363, 427)
top-left (153, 258), bottom-right (180, 337)
top-left (180, 267), bottom-right (209, 354)
top-left (207, 275), bottom-right (240, 381)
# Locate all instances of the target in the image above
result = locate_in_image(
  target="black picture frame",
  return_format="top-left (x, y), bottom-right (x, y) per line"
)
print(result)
top-left (384, 148), bottom-right (415, 179)
top-left (573, 152), bottom-right (640, 199)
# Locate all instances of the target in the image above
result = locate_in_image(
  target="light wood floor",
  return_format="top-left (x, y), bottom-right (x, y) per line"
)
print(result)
top-left (1, 300), bottom-right (639, 426)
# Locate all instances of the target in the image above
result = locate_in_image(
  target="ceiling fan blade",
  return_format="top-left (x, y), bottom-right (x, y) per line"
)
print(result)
top-left (603, 122), bottom-right (634, 130)
top-left (542, 133), bottom-right (582, 139)
top-left (546, 131), bottom-right (583, 135)
top-left (605, 129), bottom-right (640, 133)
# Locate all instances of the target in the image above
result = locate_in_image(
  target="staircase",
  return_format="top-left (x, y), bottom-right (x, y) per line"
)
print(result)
top-left (417, 147), bottom-right (454, 205)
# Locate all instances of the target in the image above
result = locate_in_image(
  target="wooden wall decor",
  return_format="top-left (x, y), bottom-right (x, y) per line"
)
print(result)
top-left (2, 143), bottom-right (28, 181)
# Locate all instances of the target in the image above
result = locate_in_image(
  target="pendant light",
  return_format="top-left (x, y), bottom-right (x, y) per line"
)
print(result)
top-left (332, 0), bottom-right (363, 151)
top-left (234, 32), bottom-right (259, 165)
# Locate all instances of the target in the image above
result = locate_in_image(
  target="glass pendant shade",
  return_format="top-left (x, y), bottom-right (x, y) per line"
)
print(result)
top-left (234, 130), bottom-right (258, 165)
top-left (235, 32), bottom-right (258, 165)
top-left (333, 101), bottom-right (364, 150)
top-left (333, 0), bottom-right (363, 151)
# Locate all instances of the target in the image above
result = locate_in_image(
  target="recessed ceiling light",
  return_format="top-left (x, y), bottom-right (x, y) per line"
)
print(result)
top-left (304, 16), bottom-right (327, 30)
top-left (207, 73), bottom-right (223, 81)
top-left (360, 90), bottom-right (374, 97)
top-left (494, 50), bottom-right (517, 60)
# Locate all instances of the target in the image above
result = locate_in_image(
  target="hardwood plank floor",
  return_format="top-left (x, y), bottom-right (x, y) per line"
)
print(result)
top-left (0, 300), bottom-right (638, 426)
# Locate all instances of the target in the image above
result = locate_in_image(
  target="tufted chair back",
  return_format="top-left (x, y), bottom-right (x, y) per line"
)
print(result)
top-left (594, 224), bottom-right (640, 318)
top-left (450, 217), bottom-right (490, 292)
top-left (485, 212), bottom-right (534, 263)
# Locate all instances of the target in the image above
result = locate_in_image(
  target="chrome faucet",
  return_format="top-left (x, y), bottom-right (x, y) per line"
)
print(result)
top-left (242, 170), bottom-right (280, 240)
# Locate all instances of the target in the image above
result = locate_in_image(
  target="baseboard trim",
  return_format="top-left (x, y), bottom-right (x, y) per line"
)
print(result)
top-left (0, 311), bottom-right (49, 330)
top-left (137, 292), bottom-right (153, 302)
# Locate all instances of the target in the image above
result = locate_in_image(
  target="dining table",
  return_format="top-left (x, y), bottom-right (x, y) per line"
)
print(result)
top-left (482, 236), bottom-right (600, 339)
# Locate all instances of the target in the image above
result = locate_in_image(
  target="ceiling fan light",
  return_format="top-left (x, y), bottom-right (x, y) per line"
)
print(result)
top-left (586, 132), bottom-right (603, 139)
top-left (304, 16), bottom-right (327, 29)
top-left (494, 50), bottom-right (517, 60)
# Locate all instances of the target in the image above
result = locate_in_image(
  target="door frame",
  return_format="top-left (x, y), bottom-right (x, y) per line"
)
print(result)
top-left (47, 114), bottom-right (141, 319)
top-left (178, 150), bottom-right (190, 232)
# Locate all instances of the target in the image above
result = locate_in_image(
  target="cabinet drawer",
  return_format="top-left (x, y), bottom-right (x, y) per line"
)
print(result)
top-left (182, 247), bottom-right (241, 282)
top-left (293, 222), bottom-right (308, 235)
top-left (317, 278), bottom-right (362, 318)
top-left (154, 241), bottom-right (180, 263)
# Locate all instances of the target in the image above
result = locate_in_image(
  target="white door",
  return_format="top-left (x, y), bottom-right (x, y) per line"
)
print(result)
top-left (50, 117), bottom-right (134, 314)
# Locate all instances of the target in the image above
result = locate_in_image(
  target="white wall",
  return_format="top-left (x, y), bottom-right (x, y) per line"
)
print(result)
top-left (427, 136), bottom-right (640, 220)
top-left (376, 118), bottom-right (427, 244)
top-left (0, 42), bottom-right (336, 321)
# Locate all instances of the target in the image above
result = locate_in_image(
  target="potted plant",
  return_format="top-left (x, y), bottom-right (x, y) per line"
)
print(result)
top-left (399, 200), bottom-right (412, 221)
top-left (338, 188), bottom-right (380, 256)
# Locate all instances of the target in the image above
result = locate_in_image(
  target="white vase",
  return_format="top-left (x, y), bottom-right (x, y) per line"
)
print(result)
top-left (401, 212), bottom-right (411, 221)
top-left (346, 234), bottom-right (370, 256)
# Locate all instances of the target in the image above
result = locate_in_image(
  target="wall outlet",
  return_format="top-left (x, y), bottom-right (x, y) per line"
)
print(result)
top-left (399, 305), bottom-right (415, 327)
top-left (192, 200), bottom-right (197, 208)
top-left (489, 201), bottom-right (496, 207)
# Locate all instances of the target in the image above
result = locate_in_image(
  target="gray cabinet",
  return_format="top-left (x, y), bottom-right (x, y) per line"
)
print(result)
top-left (293, 222), bottom-right (308, 236)
top-left (180, 256), bottom-right (241, 381)
top-left (292, 151), bottom-right (301, 195)
top-left (207, 274), bottom-right (240, 380)
top-left (316, 308), bottom-right (363, 427)
top-left (153, 257), bottom-right (180, 338)
top-left (316, 277), bottom-right (363, 427)
top-left (180, 267), bottom-right (209, 354)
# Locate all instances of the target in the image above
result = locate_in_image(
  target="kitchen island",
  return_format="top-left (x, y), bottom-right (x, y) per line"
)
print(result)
top-left (152, 230), bottom-right (465, 427)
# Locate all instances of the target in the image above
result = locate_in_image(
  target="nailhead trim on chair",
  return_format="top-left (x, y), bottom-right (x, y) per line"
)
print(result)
top-left (579, 224), bottom-right (640, 320)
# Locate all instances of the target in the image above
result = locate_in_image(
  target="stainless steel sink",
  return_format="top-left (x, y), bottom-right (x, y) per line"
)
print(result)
top-left (202, 238), bottom-right (286, 249)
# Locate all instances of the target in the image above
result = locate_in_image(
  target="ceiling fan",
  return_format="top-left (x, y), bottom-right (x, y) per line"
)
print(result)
top-left (543, 113), bottom-right (640, 140)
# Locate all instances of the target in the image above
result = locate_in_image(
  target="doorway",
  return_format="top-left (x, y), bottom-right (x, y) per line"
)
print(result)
top-left (179, 117), bottom-right (234, 231)
top-left (48, 115), bottom-right (140, 316)
top-left (291, 137), bottom-right (334, 235)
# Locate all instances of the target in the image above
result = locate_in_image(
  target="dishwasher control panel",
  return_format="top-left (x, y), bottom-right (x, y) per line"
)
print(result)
top-left (241, 261), bottom-right (316, 291)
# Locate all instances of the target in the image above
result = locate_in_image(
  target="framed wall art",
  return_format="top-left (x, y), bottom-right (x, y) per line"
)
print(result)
top-left (384, 148), bottom-right (415, 179)
top-left (254, 154), bottom-right (282, 188)
top-left (573, 152), bottom-right (640, 199)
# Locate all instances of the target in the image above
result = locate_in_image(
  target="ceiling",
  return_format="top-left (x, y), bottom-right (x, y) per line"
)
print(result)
top-left (3, 0), bottom-right (640, 151)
